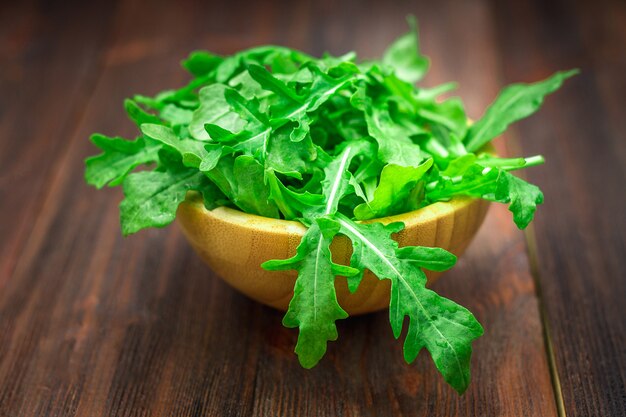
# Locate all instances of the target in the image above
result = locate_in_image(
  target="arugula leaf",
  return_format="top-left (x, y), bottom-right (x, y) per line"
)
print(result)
top-left (315, 143), bottom-right (368, 217)
top-left (354, 158), bottom-right (433, 220)
top-left (262, 143), bottom-right (364, 366)
top-left (494, 171), bottom-right (544, 229)
top-left (206, 155), bottom-right (280, 218)
top-left (262, 220), bottom-right (358, 367)
top-left (141, 124), bottom-right (221, 171)
top-left (382, 16), bottom-right (429, 84)
top-left (231, 155), bottom-right (280, 218)
top-left (395, 246), bottom-right (457, 272)
top-left (464, 70), bottom-right (579, 151)
top-left (225, 88), bottom-right (270, 126)
top-left (247, 63), bottom-right (303, 103)
top-left (205, 88), bottom-right (279, 155)
top-left (425, 157), bottom-right (544, 229)
top-left (124, 99), bottom-right (162, 126)
top-left (160, 104), bottom-right (194, 127)
top-left (248, 62), bottom-right (353, 142)
top-left (189, 84), bottom-right (247, 140)
top-left (417, 97), bottom-right (468, 139)
top-left (364, 104), bottom-right (426, 167)
top-left (119, 152), bottom-right (214, 235)
top-left (85, 134), bottom-right (160, 188)
top-left (477, 154), bottom-right (545, 171)
top-left (305, 64), bottom-right (355, 112)
top-left (335, 215), bottom-right (482, 393)
top-left (182, 51), bottom-right (223, 77)
top-left (228, 70), bottom-right (270, 100)
top-left (265, 125), bottom-right (319, 179)
top-left (261, 143), bottom-right (363, 368)
top-left (266, 170), bottom-right (324, 220)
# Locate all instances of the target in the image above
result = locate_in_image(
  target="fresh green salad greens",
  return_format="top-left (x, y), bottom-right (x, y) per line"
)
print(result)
top-left (85, 18), bottom-right (576, 394)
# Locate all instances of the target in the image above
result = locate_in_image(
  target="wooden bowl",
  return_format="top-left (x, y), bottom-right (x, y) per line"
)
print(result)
top-left (176, 194), bottom-right (490, 315)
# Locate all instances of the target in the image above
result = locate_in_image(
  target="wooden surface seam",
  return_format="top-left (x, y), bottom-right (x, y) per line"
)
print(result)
top-left (525, 223), bottom-right (567, 417)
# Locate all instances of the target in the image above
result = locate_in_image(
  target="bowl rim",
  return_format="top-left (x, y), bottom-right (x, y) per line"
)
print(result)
top-left (181, 193), bottom-right (481, 237)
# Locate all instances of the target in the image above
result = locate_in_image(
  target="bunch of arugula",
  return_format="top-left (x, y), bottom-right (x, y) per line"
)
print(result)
top-left (85, 19), bottom-right (576, 394)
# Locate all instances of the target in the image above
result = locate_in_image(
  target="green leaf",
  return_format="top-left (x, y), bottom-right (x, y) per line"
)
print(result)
top-left (189, 84), bottom-right (247, 140)
top-left (440, 154), bottom-right (478, 175)
top-left (255, 63), bottom-right (353, 142)
top-left (464, 69), bottom-right (579, 151)
top-left (151, 74), bottom-right (211, 109)
top-left (335, 215), bottom-right (482, 393)
top-left (182, 51), bottom-right (223, 78)
top-left (266, 171), bottom-right (324, 220)
top-left (247, 63), bottom-right (303, 103)
top-left (417, 97), bottom-right (468, 139)
top-left (85, 134), bottom-right (160, 188)
top-left (262, 220), bottom-right (357, 368)
top-left (354, 158), bottom-right (433, 220)
top-left (231, 155), bottom-right (280, 218)
top-left (395, 246), bottom-right (457, 272)
top-left (415, 82), bottom-right (458, 101)
top-left (203, 123), bottom-right (237, 142)
top-left (317, 142), bottom-right (369, 217)
top-left (224, 88), bottom-right (270, 126)
top-left (268, 142), bottom-right (367, 220)
top-left (265, 125), bottom-right (319, 179)
top-left (124, 99), bottom-right (162, 126)
top-left (205, 155), bottom-right (279, 218)
top-left (261, 143), bottom-right (366, 366)
top-left (495, 171), bottom-right (544, 229)
top-left (160, 104), bottom-right (194, 126)
top-left (477, 154), bottom-right (545, 171)
top-left (364, 104), bottom-right (426, 167)
top-left (305, 64), bottom-right (354, 112)
top-left (228, 70), bottom-right (270, 100)
top-left (216, 127), bottom-right (272, 156)
top-left (119, 154), bottom-right (211, 236)
top-left (140, 124), bottom-right (221, 171)
top-left (425, 157), bottom-right (544, 229)
top-left (382, 16), bottom-right (429, 83)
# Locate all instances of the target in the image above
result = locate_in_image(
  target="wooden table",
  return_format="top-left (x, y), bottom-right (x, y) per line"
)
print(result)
top-left (1, 0), bottom-right (624, 415)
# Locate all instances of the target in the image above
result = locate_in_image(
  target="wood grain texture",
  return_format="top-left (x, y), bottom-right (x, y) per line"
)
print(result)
top-left (0, 0), bottom-right (116, 288)
top-left (0, 0), bottom-right (621, 416)
top-left (490, 0), bottom-right (626, 415)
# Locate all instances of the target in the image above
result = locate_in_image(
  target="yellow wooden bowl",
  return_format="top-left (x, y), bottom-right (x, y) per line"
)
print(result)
top-left (176, 194), bottom-right (490, 315)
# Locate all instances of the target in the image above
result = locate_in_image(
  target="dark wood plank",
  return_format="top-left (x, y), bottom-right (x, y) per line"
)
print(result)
top-left (0, 0), bottom-right (117, 288)
top-left (490, 0), bottom-right (626, 415)
top-left (0, 0), bottom-right (559, 416)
